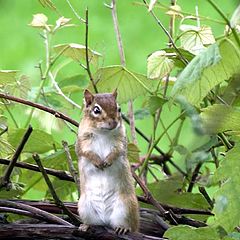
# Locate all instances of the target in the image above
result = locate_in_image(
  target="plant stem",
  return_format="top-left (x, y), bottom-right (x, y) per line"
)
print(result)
top-left (33, 153), bottom-right (80, 225)
top-left (142, 0), bottom-right (188, 65)
top-left (24, 30), bottom-right (51, 127)
top-left (139, 112), bottom-right (185, 176)
top-left (85, 8), bottom-right (98, 93)
top-left (207, 0), bottom-right (240, 48)
top-left (110, 0), bottom-right (138, 144)
top-left (1, 99), bottom-right (19, 128)
top-left (0, 126), bottom-right (33, 188)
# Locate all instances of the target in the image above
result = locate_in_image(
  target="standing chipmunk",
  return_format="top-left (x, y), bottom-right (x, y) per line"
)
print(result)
top-left (75, 89), bottom-right (139, 234)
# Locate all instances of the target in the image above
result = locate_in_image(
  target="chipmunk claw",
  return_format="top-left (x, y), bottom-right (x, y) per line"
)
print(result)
top-left (115, 227), bottom-right (130, 235)
top-left (78, 224), bottom-right (89, 232)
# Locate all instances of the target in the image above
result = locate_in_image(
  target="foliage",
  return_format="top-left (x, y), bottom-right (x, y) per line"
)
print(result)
top-left (0, 0), bottom-right (240, 239)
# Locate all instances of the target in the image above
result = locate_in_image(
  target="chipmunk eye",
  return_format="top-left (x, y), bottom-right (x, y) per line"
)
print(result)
top-left (118, 107), bottom-right (121, 113)
top-left (93, 106), bottom-right (101, 115)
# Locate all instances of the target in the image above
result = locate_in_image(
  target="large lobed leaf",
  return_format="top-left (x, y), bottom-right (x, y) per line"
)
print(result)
top-left (201, 104), bottom-right (240, 135)
top-left (54, 43), bottom-right (101, 65)
top-left (95, 65), bottom-right (155, 103)
top-left (164, 225), bottom-right (219, 240)
top-left (171, 35), bottom-right (240, 106)
top-left (8, 128), bottom-right (60, 154)
top-left (211, 143), bottom-right (240, 232)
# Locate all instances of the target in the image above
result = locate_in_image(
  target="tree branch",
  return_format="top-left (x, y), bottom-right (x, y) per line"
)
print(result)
top-left (33, 153), bottom-right (80, 225)
top-left (0, 158), bottom-right (74, 182)
top-left (0, 93), bottom-right (79, 127)
top-left (0, 125), bottom-right (33, 188)
top-left (0, 200), bottom-right (71, 226)
top-left (62, 140), bottom-right (80, 196)
top-left (0, 224), bottom-right (166, 240)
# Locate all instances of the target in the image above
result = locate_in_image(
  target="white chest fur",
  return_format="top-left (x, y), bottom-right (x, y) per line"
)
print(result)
top-left (78, 129), bottom-right (126, 225)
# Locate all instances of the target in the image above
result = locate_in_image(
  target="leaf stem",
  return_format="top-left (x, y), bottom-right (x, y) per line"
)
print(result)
top-left (207, 0), bottom-right (240, 48)
top-left (85, 8), bottom-right (98, 93)
top-left (139, 112), bottom-right (186, 176)
top-left (142, 0), bottom-right (188, 65)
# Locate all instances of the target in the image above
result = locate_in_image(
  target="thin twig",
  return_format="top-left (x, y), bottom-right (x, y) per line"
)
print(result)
top-left (0, 158), bottom-right (74, 182)
top-left (187, 162), bottom-right (202, 192)
top-left (0, 126), bottom-right (8, 137)
top-left (142, 0), bottom-right (188, 65)
top-left (207, 0), bottom-right (240, 48)
top-left (33, 153), bottom-right (81, 225)
top-left (65, 0), bottom-right (85, 23)
top-left (85, 8), bottom-right (98, 93)
top-left (1, 99), bottom-right (19, 128)
top-left (0, 125), bottom-right (33, 188)
top-left (62, 141), bottom-right (80, 196)
top-left (0, 93), bottom-right (79, 127)
top-left (0, 200), bottom-right (72, 225)
top-left (48, 71), bottom-right (81, 109)
top-left (110, 0), bottom-right (138, 144)
top-left (198, 187), bottom-right (214, 209)
top-left (132, 170), bottom-right (178, 225)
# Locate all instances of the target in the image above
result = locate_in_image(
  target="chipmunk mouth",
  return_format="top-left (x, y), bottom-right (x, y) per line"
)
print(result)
top-left (100, 121), bottom-right (119, 130)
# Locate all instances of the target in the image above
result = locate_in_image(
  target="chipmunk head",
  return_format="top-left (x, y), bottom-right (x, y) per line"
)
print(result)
top-left (83, 89), bottom-right (121, 131)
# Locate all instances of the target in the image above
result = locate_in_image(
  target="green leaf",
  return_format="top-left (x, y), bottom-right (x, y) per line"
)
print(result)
top-left (139, 177), bottom-right (210, 210)
top-left (163, 47), bottom-right (195, 69)
top-left (147, 96), bottom-right (167, 115)
top-left (45, 179), bottom-right (77, 201)
top-left (4, 75), bottom-right (30, 98)
top-left (147, 50), bottom-right (174, 79)
top-left (134, 108), bottom-right (150, 120)
top-left (171, 35), bottom-right (240, 106)
top-left (211, 143), bottom-right (240, 232)
top-left (59, 74), bottom-right (87, 88)
top-left (0, 70), bottom-right (19, 86)
top-left (230, 4), bottom-right (240, 29)
top-left (127, 143), bottom-right (140, 162)
top-left (220, 75), bottom-right (240, 106)
top-left (0, 182), bottom-right (24, 199)
top-left (201, 104), bottom-right (240, 135)
top-left (164, 225), bottom-right (219, 240)
top-left (8, 128), bottom-right (59, 154)
top-left (95, 65), bottom-right (154, 103)
top-left (180, 25), bottom-right (215, 55)
top-left (54, 43), bottom-right (101, 65)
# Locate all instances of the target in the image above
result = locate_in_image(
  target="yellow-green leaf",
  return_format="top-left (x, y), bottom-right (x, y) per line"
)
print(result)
top-left (95, 65), bottom-right (155, 103)
top-left (54, 43), bottom-right (101, 65)
top-left (127, 143), bottom-right (140, 162)
top-left (29, 13), bottom-right (48, 28)
top-left (147, 50), bottom-right (174, 79)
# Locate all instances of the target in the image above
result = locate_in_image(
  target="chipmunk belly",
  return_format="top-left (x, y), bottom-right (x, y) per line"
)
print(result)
top-left (79, 132), bottom-right (126, 225)
top-left (80, 157), bottom-right (125, 225)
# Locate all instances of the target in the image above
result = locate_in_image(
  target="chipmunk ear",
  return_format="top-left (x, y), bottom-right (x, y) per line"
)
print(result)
top-left (84, 89), bottom-right (94, 107)
top-left (112, 88), bottom-right (118, 99)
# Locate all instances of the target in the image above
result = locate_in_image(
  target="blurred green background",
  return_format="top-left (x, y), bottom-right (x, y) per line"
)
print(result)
top-left (0, 0), bottom-right (238, 199)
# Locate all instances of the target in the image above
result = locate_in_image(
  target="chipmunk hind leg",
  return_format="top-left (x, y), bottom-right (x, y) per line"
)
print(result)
top-left (109, 194), bottom-right (139, 234)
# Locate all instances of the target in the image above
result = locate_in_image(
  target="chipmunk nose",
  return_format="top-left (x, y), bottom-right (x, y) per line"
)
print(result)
top-left (108, 120), bottom-right (118, 130)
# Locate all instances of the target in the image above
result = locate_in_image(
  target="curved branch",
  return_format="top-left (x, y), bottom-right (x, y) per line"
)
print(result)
top-left (0, 93), bottom-right (79, 127)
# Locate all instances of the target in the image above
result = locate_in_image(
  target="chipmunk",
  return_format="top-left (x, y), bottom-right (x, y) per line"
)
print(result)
top-left (75, 89), bottom-right (139, 234)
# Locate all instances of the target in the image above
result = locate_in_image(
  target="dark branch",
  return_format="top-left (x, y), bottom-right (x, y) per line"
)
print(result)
top-left (0, 93), bottom-right (79, 127)
top-left (33, 153), bottom-right (80, 225)
top-left (0, 200), bottom-right (71, 225)
top-left (0, 125), bottom-right (33, 188)
top-left (0, 224), bottom-right (166, 240)
top-left (0, 158), bottom-right (74, 182)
